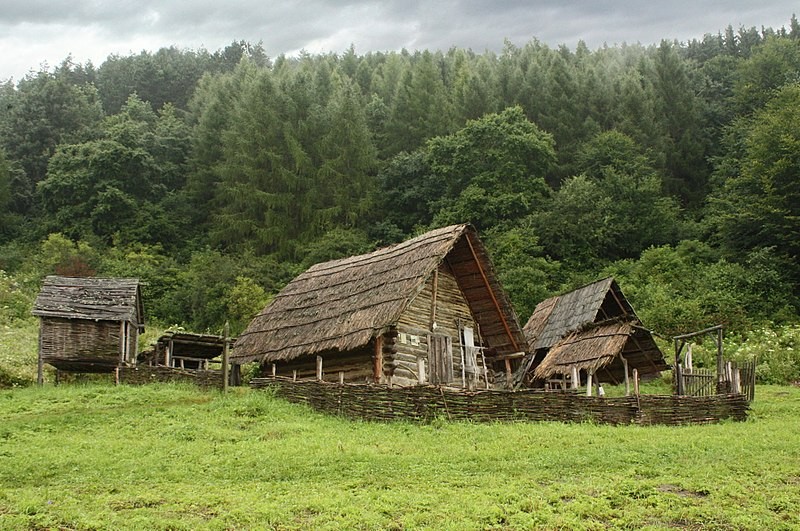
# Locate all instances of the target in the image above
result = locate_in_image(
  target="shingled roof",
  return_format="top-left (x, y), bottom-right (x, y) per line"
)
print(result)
top-left (524, 277), bottom-right (635, 350)
top-left (232, 224), bottom-right (526, 364)
top-left (32, 276), bottom-right (144, 328)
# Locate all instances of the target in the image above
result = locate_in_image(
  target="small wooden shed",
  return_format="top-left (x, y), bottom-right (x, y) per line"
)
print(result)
top-left (32, 276), bottom-right (144, 380)
top-left (521, 277), bottom-right (668, 388)
top-left (232, 224), bottom-right (528, 389)
top-left (141, 330), bottom-right (231, 370)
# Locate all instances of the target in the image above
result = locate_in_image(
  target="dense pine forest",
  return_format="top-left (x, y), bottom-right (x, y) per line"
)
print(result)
top-left (1, 19), bottom-right (799, 382)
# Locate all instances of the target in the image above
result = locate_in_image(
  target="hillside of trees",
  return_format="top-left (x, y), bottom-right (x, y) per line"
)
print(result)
top-left (1, 20), bottom-right (799, 346)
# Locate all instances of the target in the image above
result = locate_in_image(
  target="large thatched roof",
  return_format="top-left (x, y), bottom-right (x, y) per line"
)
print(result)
top-left (233, 224), bottom-right (526, 364)
top-left (523, 278), bottom-right (667, 383)
top-left (32, 276), bottom-right (144, 328)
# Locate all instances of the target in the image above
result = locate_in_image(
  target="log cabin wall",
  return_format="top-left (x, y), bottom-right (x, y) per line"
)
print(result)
top-left (267, 344), bottom-right (376, 383)
top-left (39, 317), bottom-right (122, 370)
top-left (393, 262), bottom-right (485, 388)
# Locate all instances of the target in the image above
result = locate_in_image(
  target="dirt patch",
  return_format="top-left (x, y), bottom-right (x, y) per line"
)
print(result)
top-left (658, 484), bottom-right (709, 498)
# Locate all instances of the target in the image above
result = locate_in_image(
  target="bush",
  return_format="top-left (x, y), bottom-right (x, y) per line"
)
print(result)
top-left (729, 325), bottom-right (800, 385)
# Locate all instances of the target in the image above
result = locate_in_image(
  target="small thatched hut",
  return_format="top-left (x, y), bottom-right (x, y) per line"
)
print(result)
top-left (32, 276), bottom-right (144, 379)
top-left (232, 224), bottom-right (528, 389)
top-left (522, 277), bottom-right (667, 387)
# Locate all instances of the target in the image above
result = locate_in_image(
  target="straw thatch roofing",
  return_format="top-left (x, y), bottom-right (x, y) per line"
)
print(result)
top-left (523, 278), bottom-right (667, 383)
top-left (32, 276), bottom-right (144, 328)
top-left (233, 224), bottom-right (526, 364)
top-left (533, 321), bottom-right (632, 379)
top-left (524, 277), bottom-right (632, 350)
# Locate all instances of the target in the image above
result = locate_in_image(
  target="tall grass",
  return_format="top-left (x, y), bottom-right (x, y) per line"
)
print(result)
top-left (1, 383), bottom-right (799, 529)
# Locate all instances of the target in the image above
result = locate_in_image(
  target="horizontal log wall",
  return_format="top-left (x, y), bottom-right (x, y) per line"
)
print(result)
top-left (250, 378), bottom-right (749, 426)
top-left (117, 366), bottom-right (224, 389)
top-left (268, 347), bottom-right (375, 383)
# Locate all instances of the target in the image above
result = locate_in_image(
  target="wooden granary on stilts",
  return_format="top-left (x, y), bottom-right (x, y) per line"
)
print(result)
top-left (32, 276), bottom-right (144, 382)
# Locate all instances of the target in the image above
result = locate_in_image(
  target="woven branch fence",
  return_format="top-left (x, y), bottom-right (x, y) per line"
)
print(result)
top-left (251, 377), bottom-right (749, 426)
top-left (117, 366), bottom-right (224, 389)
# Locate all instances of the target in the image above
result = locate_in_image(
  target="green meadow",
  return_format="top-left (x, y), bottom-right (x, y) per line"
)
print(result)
top-left (1, 383), bottom-right (798, 530)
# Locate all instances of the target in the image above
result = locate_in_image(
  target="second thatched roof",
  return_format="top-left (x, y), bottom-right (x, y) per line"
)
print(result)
top-left (232, 224), bottom-right (526, 364)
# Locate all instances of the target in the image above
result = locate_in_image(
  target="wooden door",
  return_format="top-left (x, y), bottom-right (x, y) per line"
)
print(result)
top-left (428, 335), bottom-right (453, 384)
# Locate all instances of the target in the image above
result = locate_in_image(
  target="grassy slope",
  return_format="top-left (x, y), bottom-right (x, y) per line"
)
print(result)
top-left (0, 384), bottom-right (799, 530)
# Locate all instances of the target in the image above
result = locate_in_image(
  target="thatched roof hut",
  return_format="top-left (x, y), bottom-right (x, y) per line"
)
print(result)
top-left (33, 276), bottom-right (144, 376)
top-left (523, 278), bottom-right (667, 385)
top-left (233, 224), bottom-right (527, 388)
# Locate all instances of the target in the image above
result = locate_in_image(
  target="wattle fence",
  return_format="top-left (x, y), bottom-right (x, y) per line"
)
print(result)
top-left (250, 377), bottom-right (749, 426)
top-left (117, 365), bottom-right (224, 389)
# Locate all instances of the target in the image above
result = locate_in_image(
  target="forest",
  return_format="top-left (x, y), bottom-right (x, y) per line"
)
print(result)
top-left (1, 18), bottom-right (799, 383)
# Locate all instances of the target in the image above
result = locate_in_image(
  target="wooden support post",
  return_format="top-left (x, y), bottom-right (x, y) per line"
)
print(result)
top-left (339, 371), bottom-right (344, 385)
top-left (222, 321), bottom-right (230, 393)
top-left (586, 371), bottom-right (593, 396)
top-left (504, 358), bottom-right (513, 389)
top-left (119, 321), bottom-right (127, 366)
top-left (316, 355), bottom-right (323, 381)
top-left (622, 357), bottom-right (630, 396)
top-left (633, 368), bottom-right (640, 396)
top-left (373, 336), bottom-right (383, 384)
top-left (292, 370), bottom-right (297, 382)
top-left (37, 320), bottom-right (44, 386)
top-left (676, 364), bottom-right (684, 395)
top-left (571, 366), bottom-right (579, 389)
top-left (417, 358), bottom-right (426, 385)
top-left (271, 363), bottom-right (276, 377)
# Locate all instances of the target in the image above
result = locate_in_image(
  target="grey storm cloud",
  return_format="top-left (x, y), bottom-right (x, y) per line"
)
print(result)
top-left (0, 0), bottom-right (796, 80)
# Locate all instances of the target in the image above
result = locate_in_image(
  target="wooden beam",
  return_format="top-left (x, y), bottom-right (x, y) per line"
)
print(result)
top-left (586, 371), bottom-right (593, 396)
top-left (673, 325), bottom-right (723, 341)
top-left (608, 285), bottom-right (629, 316)
top-left (316, 355), bottom-right (323, 381)
top-left (463, 232), bottom-right (520, 352)
top-left (430, 267), bottom-right (438, 331)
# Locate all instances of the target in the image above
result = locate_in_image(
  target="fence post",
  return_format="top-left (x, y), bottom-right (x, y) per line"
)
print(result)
top-left (633, 368), bottom-right (640, 396)
top-left (222, 321), bottom-right (230, 393)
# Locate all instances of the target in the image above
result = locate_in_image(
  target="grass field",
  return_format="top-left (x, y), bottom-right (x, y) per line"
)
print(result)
top-left (1, 383), bottom-right (799, 530)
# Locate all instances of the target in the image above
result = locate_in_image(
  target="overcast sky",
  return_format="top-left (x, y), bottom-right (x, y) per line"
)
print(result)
top-left (1, 1), bottom-right (796, 82)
